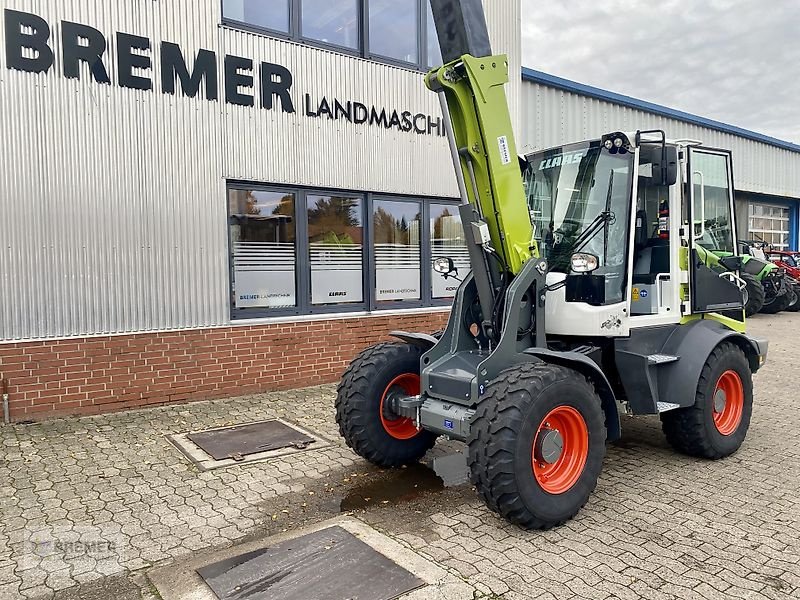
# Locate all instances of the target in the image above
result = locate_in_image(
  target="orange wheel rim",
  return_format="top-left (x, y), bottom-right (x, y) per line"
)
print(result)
top-left (379, 373), bottom-right (420, 440)
top-left (531, 406), bottom-right (589, 494)
top-left (713, 370), bottom-right (744, 436)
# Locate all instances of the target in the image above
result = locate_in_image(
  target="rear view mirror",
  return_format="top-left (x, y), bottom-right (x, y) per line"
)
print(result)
top-left (639, 146), bottom-right (678, 187)
top-left (433, 257), bottom-right (457, 277)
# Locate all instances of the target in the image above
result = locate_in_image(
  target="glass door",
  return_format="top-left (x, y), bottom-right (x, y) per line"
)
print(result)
top-left (688, 148), bottom-right (743, 313)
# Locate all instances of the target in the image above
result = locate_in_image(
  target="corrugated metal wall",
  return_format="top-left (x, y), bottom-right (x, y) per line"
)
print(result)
top-left (0, 1), bottom-right (521, 341)
top-left (519, 80), bottom-right (800, 199)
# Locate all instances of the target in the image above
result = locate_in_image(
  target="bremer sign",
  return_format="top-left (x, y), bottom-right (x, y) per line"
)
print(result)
top-left (3, 9), bottom-right (446, 137)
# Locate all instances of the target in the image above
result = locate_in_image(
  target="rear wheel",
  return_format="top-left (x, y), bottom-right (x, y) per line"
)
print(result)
top-left (336, 342), bottom-right (437, 467)
top-left (467, 363), bottom-right (606, 530)
top-left (661, 342), bottom-right (752, 459)
top-left (740, 272), bottom-right (764, 316)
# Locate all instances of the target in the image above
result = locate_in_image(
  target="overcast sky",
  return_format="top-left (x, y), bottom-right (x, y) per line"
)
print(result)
top-left (520, 0), bottom-right (800, 143)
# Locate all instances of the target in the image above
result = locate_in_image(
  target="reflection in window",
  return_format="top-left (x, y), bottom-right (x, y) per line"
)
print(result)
top-left (229, 189), bottom-right (296, 309)
top-left (222, 0), bottom-right (290, 32)
top-left (370, 0), bottom-right (418, 63)
top-left (430, 204), bottom-right (467, 298)
top-left (426, 0), bottom-right (442, 67)
top-left (302, 0), bottom-right (360, 49)
top-left (308, 195), bottom-right (364, 305)
top-left (374, 200), bottom-right (421, 302)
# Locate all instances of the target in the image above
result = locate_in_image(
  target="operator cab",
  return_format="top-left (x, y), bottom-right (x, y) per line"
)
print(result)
top-left (522, 130), bottom-right (744, 336)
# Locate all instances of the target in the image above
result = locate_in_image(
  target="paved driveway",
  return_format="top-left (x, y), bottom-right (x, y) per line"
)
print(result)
top-left (0, 313), bottom-right (797, 599)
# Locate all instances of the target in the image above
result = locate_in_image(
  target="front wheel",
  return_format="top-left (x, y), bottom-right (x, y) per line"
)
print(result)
top-left (661, 342), bottom-right (753, 459)
top-left (785, 286), bottom-right (800, 312)
top-left (336, 342), bottom-right (437, 467)
top-left (740, 272), bottom-right (764, 316)
top-left (467, 363), bottom-right (606, 530)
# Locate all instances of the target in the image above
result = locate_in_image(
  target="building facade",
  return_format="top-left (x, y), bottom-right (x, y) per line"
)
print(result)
top-left (2, 1), bottom-right (799, 421)
top-left (0, 1), bottom-right (520, 420)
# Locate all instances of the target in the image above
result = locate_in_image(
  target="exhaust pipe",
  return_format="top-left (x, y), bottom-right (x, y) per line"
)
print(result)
top-left (2, 377), bottom-right (9, 424)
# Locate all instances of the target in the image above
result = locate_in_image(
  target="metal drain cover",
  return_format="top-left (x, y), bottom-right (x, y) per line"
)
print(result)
top-left (197, 526), bottom-right (425, 600)
top-left (187, 420), bottom-right (315, 461)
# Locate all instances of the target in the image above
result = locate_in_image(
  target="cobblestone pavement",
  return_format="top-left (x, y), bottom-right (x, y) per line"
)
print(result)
top-left (1, 313), bottom-right (798, 599)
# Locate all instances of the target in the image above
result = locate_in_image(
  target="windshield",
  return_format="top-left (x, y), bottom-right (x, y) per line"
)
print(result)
top-left (523, 142), bottom-right (634, 304)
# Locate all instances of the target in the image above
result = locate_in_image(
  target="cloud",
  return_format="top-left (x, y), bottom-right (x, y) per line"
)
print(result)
top-left (521, 0), bottom-right (800, 142)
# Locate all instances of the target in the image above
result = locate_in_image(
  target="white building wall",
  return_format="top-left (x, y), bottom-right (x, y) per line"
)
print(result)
top-left (0, 1), bottom-right (521, 341)
top-left (519, 80), bottom-right (800, 200)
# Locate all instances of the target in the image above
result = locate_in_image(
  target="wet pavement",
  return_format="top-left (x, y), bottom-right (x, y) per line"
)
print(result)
top-left (1, 313), bottom-right (799, 599)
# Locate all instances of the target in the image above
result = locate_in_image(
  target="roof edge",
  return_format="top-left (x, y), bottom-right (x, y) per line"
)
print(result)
top-left (521, 67), bottom-right (800, 154)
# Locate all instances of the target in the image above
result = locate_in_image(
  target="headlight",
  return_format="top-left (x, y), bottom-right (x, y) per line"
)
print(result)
top-left (603, 139), bottom-right (614, 150)
top-left (571, 252), bottom-right (599, 273)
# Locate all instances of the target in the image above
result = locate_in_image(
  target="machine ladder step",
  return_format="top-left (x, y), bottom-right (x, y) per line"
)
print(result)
top-left (647, 354), bottom-right (679, 365)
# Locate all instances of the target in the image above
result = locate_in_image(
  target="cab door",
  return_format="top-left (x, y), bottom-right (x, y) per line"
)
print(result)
top-left (687, 148), bottom-right (744, 313)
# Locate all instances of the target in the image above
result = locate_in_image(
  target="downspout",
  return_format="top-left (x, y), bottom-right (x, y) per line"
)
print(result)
top-left (2, 377), bottom-right (9, 424)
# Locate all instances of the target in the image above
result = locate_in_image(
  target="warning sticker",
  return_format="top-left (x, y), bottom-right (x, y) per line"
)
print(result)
top-left (632, 288), bottom-right (640, 301)
top-left (497, 135), bottom-right (511, 165)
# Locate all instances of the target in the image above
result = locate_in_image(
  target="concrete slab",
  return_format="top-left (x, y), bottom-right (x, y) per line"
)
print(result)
top-left (147, 517), bottom-right (477, 600)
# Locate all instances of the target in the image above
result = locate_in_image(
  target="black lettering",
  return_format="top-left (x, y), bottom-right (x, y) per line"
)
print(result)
top-left (413, 113), bottom-right (427, 134)
top-left (388, 110), bottom-right (402, 130)
top-left (427, 115), bottom-right (442, 136)
top-left (318, 97), bottom-right (332, 119)
top-left (160, 42), bottom-right (217, 100)
top-left (4, 9), bottom-right (53, 73)
top-left (224, 55), bottom-right (253, 106)
top-left (260, 62), bottom-right (294, 113)
top-left (334, 99), bottom-right (352, 122)
top-left (304, 93), bottom-right (317, 117)
top-left (401, 110), bottom-right (413, 132)
top-left (353, 102), bottom-right (368, 124)
top-left (61, 21), bottom-right (110, 83)
top-left (370, 107), bottom-right (389, 128)
top-left (116, 32), bottom-right (152, 90)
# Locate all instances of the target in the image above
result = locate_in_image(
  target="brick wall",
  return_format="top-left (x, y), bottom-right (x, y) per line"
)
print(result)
top-left (0, 311), bottom-right (450, 422)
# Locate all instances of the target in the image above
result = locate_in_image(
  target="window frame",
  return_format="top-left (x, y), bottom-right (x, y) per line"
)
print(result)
top-left (227, 181), bottom-right (459, 321)
top-left (220, 0), bottom-right (441, 73)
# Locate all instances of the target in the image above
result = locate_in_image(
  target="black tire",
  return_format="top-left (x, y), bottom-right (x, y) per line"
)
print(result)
top-left (785, 287), bottom-right (800, 312)
top-left (336, 342), bottom-right (437, 468)
top-left (741, 272), bottom-right (764, 317)
top-left (760, 287), bottom-right (792, 314)
top-left (467, 363), bottom-right (606, 530)
top-left (661, 342), bottom-right (752, 459)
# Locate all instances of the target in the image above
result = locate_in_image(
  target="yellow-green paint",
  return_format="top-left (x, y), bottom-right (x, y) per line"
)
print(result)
top-left (427, 55), bottom-right (534, 274)
top-left (680, 312), bottom-right (746, 333)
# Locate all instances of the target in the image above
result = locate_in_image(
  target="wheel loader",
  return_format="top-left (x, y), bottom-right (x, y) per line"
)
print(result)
top-left (336, 0), bottom-right (768, 529)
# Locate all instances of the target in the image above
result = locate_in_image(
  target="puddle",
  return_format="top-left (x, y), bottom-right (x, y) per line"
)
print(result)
top-left (430, 452), bottom-right (470, 487)
top-left (339, 452), bottom-right (469, 512)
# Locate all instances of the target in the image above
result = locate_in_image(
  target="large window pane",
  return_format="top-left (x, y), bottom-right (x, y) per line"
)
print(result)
top-left (426, 0), bottom-right (442, 67)
top-left (374, 200), bottom-right (421, 302)
top-left (430, 204), bottom-right (467, 298)
top-left (308, 194), bottom-right (364, 305)
top-left (692, 152), bottom-right (734, 254)
top-left (222, 0), bottom-right (290, 32)
top-left (302, 0), bottom-right (360, 50)
top-left (229, 189), bottom-right (296, 309)
top-left (369, 0), bottom-right (418, 63)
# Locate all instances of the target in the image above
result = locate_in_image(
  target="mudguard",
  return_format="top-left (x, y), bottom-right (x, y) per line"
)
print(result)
top-left (657, 319), bottom-right (768, 408)
top-left (389, 331), bottom-right (439, 350)
top-left (523, 348), bottom-right (622, 442)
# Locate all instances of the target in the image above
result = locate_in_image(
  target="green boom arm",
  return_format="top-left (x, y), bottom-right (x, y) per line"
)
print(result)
top-left (426, 56), bottom-right (535, 275)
